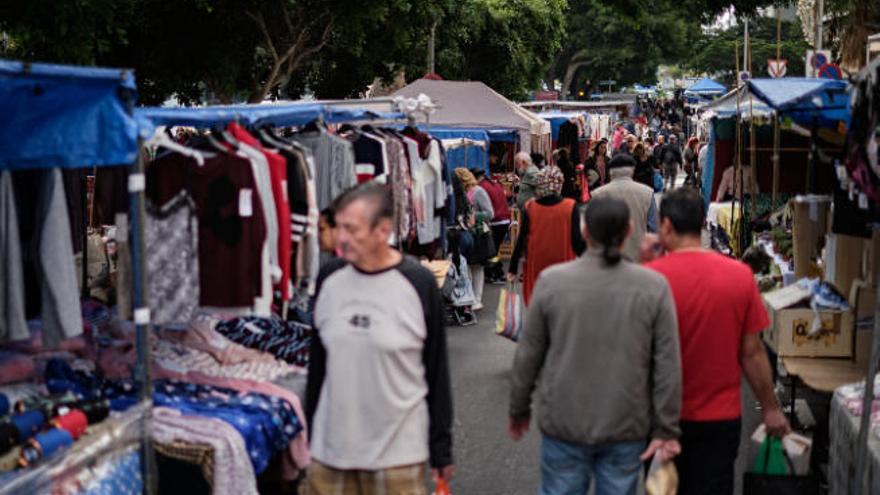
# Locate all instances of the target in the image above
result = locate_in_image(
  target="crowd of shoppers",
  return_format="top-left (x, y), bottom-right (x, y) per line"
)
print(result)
top-left (303, 119), bottom-right (784, 495)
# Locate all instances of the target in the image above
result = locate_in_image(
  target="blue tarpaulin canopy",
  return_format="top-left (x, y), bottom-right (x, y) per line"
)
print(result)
top-left (704, 78), bottom-right (850, 130)
top-left (685, 78), bottom-right (727, 96)
top-left (0, 59), bottom-right (142, 170)
top-left (135, 104), bottom-right (403, 129)
top-left (538, 112), bottom-right (581, 141)
top-left (429, 128), bottom-right (490, 173)
top-left (391, 126), bottom-right (492, 173)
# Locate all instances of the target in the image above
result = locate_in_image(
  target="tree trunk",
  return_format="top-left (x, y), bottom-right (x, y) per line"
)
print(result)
top-left (562, 59), bottom-right (593, 100)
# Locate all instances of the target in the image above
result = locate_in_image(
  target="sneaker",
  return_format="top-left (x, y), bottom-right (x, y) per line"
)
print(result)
top-left (473, 303), bottom-right (484, 311)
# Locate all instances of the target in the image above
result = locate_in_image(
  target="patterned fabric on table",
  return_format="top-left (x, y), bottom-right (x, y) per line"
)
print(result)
top-left (214, 317), bottom-right (313, 367)
top-left (80, 448), bottom-right (142, 495)
top-left (152, 406), bottom-right (258, 495)
top-left (154, 440), bottom-right (214, 487)
top-left (146, 192), bottom-right (199, 325)
top-left (153, 338), bottom-right (300, 382)
top-left (150, 380), bottom-right (303, 474)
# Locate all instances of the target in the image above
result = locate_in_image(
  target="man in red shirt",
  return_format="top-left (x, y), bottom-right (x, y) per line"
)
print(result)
top-left (642, 188), bottom-right (789, 495)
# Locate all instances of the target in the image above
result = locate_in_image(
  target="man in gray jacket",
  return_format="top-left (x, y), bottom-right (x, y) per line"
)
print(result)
top-left (591, 154), bottom-right (658, 262)
top-left (515, 151), bottom-right (540, 210)
top-left (509, 196), bottom-right (682, 495)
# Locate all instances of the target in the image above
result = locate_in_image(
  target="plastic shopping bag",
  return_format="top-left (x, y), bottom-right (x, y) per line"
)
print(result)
top-left (432, 478), bottom-right (451, 495)
top-left (645, 452), bottom-right (678, 495)
top-left (742, 437), bottom-right (819, 495)
top-left (495, 282), bottom-right (524, 342)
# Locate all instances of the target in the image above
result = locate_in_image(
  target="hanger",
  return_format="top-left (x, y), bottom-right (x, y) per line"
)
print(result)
top-left (146, 128), bottom-right (208, 166)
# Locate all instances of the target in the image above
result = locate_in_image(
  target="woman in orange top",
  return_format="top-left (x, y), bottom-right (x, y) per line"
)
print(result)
top-left (507, 166), bottom-right (586, 305)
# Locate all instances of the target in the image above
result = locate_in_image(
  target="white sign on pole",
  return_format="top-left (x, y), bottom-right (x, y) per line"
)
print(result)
top-left (767, 59), bottom-right (788, 78)
top-left (805, 50), bottom-right (831, 77)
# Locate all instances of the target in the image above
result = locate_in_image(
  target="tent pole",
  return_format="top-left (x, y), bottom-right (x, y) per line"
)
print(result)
top-left (733, 39), bottom-right (742, 256)
top-left (772, 114), bottom-right (780, 210)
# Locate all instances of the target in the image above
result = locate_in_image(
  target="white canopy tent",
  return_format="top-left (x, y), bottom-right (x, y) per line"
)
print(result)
top-left (391, 79), bottom-right (551, 154)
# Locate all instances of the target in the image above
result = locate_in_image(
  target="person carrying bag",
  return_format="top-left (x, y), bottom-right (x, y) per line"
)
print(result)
top-left (743, 437), bottom-right (819, 495)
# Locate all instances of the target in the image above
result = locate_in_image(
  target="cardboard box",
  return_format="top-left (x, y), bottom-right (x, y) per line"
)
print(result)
top-left (763, 285), bottom-right (855, 358)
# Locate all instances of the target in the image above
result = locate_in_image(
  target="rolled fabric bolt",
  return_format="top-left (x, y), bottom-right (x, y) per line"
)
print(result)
top-left (53, 410), bottom-right (87, 440)
top-left (19, 428), bottom-right (73, 467)
top-left (10, 410), bottom-right (44, 441)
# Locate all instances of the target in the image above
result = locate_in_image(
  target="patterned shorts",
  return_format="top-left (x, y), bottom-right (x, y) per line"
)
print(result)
top-left (303, 460), bottom-right (428, 495)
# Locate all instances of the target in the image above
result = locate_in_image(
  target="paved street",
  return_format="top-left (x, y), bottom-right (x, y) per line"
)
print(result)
top-left (446, 282), bottom-right (541, 494)
top-left (445, 259), bottom-right (762, 495)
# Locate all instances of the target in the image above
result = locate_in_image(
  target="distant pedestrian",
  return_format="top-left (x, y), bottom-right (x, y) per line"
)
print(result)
top-left (590, 154), bottom-right (658, 262)
top-left (515, 152), bottom-right (540, 210)
top-left (632, 142), bottom-right (656, 190)
top-left (509, 196), bottom-right (682, 495)
top-left (306, 183), bottom-right (454, 495)
top-left (507, 166), bottom-right (584, 306)
top-left (585, 139), bottom-right (610, 185)
top-left (455, 167), bottom-right (494, 311)
top-left (643, 188), bottom-right (790, 495)
top-left (661, 135), bottom-right (683, 191)
top-left (553, 148), bottom-right (580, 200)
top-left (531, 152), bottom-right (546, 169)
top-left (683, 137), bottom-right (699, 187)
top-left (475, 168), bottom-right (511, 284)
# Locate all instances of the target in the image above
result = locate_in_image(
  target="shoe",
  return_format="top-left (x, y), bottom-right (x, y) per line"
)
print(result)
top-left (473, 303), bottom-right (484, 311)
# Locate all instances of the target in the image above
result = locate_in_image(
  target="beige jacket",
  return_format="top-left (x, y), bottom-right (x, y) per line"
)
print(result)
top-left (591, 176), bottom-right (655, 261)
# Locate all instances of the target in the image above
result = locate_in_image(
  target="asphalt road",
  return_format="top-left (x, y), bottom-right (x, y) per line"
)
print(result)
top-left (445, 281), bottom-right (542, 494)
top-left (443, 267), bottom-right (762, 494)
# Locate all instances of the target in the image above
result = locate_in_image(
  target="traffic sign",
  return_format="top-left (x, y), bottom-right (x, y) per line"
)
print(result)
top-left (805, 50), bottom-right (831, 77)
top-left (767, 59), bottom-right (787, 78)
top-left (818, 63), bottom-right (842, 80)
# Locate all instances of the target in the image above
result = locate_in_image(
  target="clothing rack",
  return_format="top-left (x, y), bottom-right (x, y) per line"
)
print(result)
top-left (0, 58), bottom-right (155, 494)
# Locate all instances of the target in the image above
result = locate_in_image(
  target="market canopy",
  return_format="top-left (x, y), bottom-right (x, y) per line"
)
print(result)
top-left (0, 59), bottom-right (143, 170)
top-left (135, 102), bottom-right (403, 129)
top-left (392, 79), bottom-right (550, 153)
top-left (685, 78), bottom-right (727, 96)
top-left (701, 78), bottom-right (850, 131)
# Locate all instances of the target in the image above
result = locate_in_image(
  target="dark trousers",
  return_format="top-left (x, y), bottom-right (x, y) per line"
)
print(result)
top-left (675, 418), bottom-right (741, 495)
top-left (486, 224), bottom-right (509, 281)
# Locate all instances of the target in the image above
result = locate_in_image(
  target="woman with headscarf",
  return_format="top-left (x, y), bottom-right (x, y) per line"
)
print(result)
top-left (585, 139), bottom-right (611, 186)
top-left (455, 167), bottom-right (494, 311)
top-left (507, 166), bottom-right (586, 305)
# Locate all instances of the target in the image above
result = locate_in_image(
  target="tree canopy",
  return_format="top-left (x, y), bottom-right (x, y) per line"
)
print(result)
top-left (685, 16), bottom-right (811, 86)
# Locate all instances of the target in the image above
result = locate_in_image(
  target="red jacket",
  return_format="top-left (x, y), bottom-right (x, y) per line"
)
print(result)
top-left (479, 178), bottom-right (511, 223)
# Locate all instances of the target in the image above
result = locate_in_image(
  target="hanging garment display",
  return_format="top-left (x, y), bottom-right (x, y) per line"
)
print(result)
top-left (145, 191), bottom-right (200, 325)
top-left (0, 170), bottom-right (28, 343)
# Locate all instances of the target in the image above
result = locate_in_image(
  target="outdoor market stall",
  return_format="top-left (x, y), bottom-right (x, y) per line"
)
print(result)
top-left (392, 79), bottom-right (552, 158)
top-left (0, 59), bottom-right (153, 495)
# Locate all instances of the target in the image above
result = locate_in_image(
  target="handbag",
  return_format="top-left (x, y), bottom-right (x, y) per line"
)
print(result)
top-left (466, 223), bottom-right (495, 265)
top-left (653, 170), bottom-right (664, 192)
top-left (495, 282), bottom-right (524, 342)
top-left (742, 437), bottom-right (819, 495)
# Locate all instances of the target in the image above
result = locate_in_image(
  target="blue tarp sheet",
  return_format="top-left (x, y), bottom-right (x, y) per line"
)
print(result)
top-left (427, 128), bottom-right (490, 173)
top-left (538, 113), bottom-right (580, 141)
top-left (135, 104), bottom-right (403, 128)
top-left (0, 59), bottom-right (143, 170)
top-left (747, 78), bottom-right (850, 129)
top-left (486, 128), bottom-right (518, 143)
top-left (392, 126), bottom-right (491, 173)
top-left (685, 78), bottom-right (726, 95)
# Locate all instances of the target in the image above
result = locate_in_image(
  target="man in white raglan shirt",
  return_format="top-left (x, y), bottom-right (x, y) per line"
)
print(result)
top-left (305, 182), bottom-right (454, 495)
